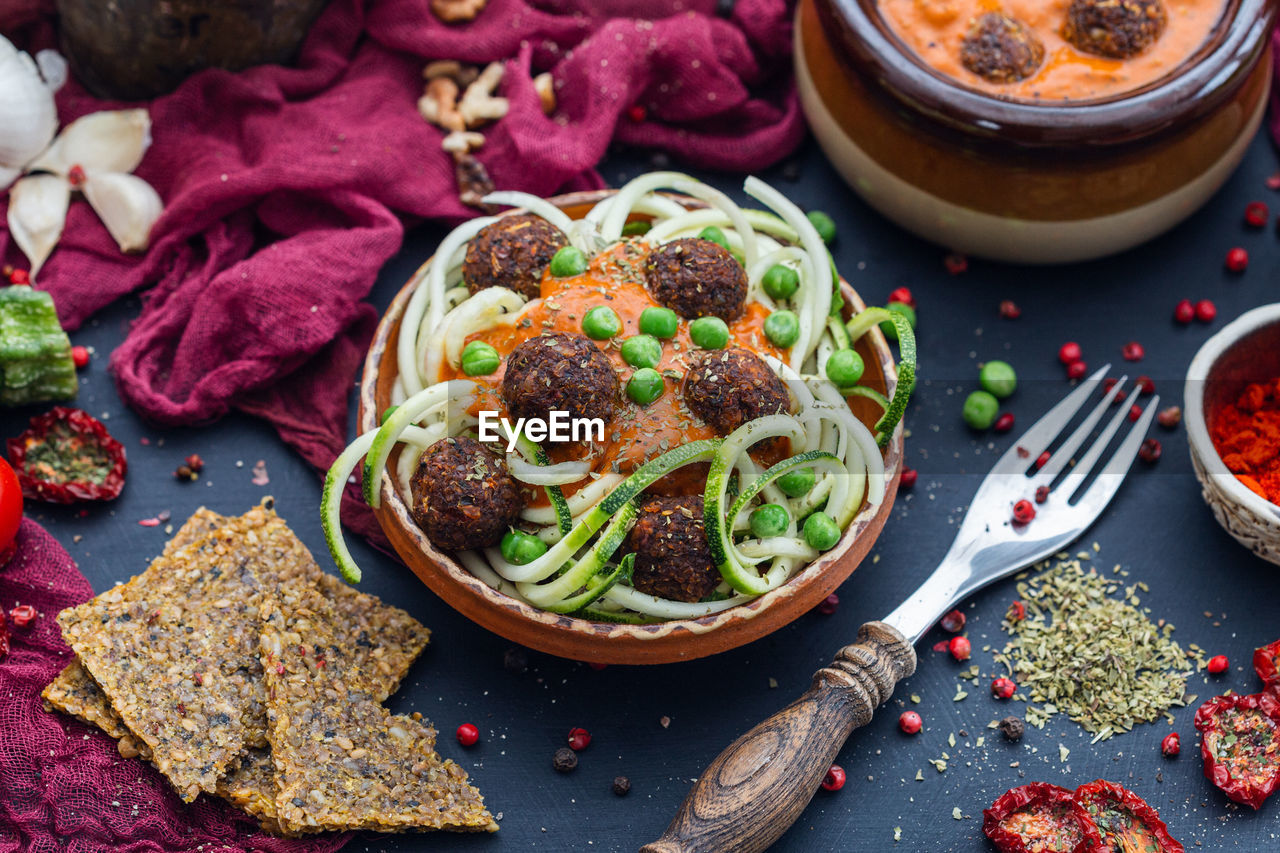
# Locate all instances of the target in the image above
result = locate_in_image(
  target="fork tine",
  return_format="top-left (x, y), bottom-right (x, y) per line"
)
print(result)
top-left (988, 364), bottom-right (1112, 476)
top-left (1033, 375), bottom-right (1128, 484)
top-left (1071, 394), bottom-right (1160, 517)
top-left (1053, 386), bottom-right (1145, 499)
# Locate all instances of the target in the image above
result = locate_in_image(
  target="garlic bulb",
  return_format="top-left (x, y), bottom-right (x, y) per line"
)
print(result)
top-left (0, 35), bottom-right (64, 190)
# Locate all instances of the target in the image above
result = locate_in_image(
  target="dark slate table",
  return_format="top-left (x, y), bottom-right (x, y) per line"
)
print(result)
top-left (7, 133), bottom-right (1280, 852)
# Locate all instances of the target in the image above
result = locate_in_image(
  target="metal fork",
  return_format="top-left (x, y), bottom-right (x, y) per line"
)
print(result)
top-left (642, 365), bottom-right (1159, 853)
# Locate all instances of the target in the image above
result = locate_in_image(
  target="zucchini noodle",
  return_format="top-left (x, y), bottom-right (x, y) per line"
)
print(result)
top-left (323, 172), bottom-right (915, 624)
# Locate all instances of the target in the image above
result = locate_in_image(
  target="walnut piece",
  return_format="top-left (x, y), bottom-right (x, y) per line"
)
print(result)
top-left (442, 130), bottom-right (485, 154)
top-left (534, 72), bottom-right (556, 115)
top-left (458, 62), bottom-right (509, 127)
top-left (418, 77), bottom-right (464, 133)
top-left (430, 0), bottom-right (487, 24)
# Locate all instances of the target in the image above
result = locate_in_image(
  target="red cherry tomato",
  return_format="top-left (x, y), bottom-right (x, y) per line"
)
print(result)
top-left (0, 458), bottom-right (22, 559)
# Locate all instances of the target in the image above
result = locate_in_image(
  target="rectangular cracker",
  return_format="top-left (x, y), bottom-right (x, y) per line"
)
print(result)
top-left (216, 747), bottom-right (291, 836)
top-left (261, 585), bottom-right (496, 834)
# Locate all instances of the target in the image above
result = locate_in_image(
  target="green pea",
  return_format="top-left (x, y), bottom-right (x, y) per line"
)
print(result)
top-left (979, 360), bottom-right (1017, 399)
top-left (880, 301), bottom-right (917, 342)
top-left (762, 264), bottom-right (800, 300)
top-left (749, 504), bottom-right (790, 539)
top-left (639, 306), bottom-right (679, 339)
top-left (582, 305), bottom-right (621, 340)
top-left (501, 530), bottom-right (548, 565)
top-left (825, 349), bottom-right (865, 388)
top-left (777, 467), bottom-right (815, 498)
top-left (689, 316), bottom-right (730, 350)
top-left (620, 334), bottom-right (662, 369)
top-left (807, 210), bottom-right (837, 244)
top-left (698, 226), bottom-right (731, 252)
top-left (550, 246), bottom-right (588, 278)
top-left (460, 340), bottom-right (501, 376)
top-left (626, 368), bottom-right (665, 406)
top-left (803, 511), bottom-right (841, 550)
top-left (764, 310), bottom-right (800, 349)
top-left (621, 220), bottom-right (652, 236)
top-left (963, 390), bottom-right (1000, 430)
top-left (381, 405), bottom-right (399, 425)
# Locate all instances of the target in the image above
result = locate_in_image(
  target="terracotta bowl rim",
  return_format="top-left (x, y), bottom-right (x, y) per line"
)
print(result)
top-left (358, 188), bottom-right (903, 645)
top-left (814, 0), bottom-right (1276, 147)
top-left (1184, 302), bottom-right (1280, 523)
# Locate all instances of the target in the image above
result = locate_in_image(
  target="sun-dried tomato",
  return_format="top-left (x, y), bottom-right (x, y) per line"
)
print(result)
top-left (6, 407), bottom-right (127, 503)
top-left (1074, 780), bottom-right (1183, 852)
top-left (1194, 692), bottom-right (1280, 809)
top-left (1255, 638), bottom-right (1280, 696)
top-left (983, 782), bottom-right (1104, 853)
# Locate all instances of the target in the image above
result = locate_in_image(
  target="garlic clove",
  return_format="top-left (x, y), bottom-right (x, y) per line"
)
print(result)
top-left (0, 46), bottom-right (60, 172)
top-left (35, 50), bottom-right (68, 91)
top-left (29, 109), bottom-right (152, 177)
top-left (81, 172), bottom-right (163, 253)
top-left (0, 165), bottom-right (21, 190)
top-left (7, 173), bottom-right (70, 279)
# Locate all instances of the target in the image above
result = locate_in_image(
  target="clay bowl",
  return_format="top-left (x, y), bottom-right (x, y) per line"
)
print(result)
top-left (795, 0), bottom-right (1276, 263)
top-left (358, 189), bottom-right (904, 664)
top-left (1185, 303), bottom-right (1280, 566)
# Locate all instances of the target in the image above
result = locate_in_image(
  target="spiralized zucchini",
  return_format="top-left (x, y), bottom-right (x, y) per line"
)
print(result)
top-left (322, 173), bottom-right (915, 621)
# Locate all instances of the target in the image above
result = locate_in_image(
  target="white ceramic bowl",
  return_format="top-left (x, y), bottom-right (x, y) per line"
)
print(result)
top-left (1185, 303), bottom-right (1280, 565)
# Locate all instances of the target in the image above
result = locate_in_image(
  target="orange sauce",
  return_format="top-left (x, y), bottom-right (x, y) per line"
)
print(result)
top-left (877, 0), bottom-right (1225, 101)
top-left (441, 240), bottom-right (784, 503)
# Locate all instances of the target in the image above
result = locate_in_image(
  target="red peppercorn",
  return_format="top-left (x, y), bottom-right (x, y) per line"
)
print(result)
top-left (1161, 731), bottom-right (1181, 757)
top-left (1207, 654), bottom-right (1229, 675)
top-left (900, 467), bottom-right (918, 489)
top-left (1128, 404), bottom-right (1142, 422)
top-left (1245, 201), bottom-right (1269, 227)
top-left (1012, 499), bottom-right (1035, 524)
top-left (1007, 600), bottom-right (1026, 622)
top-left (821, 764), bottom-right (847, 792)
top-left (943, 253), bottom-right (968, 275)
top-left (1035, 451), bottom-right (1050, 470)
top-left (816, 593), bottom-right (839, 616)
top-left (9, 268), bottom-right (29, 285)
top-left (1122, 341), bottom-right (1144, 362)
top-left (70, 346), bottom-right (90, 369)
top-left (184, 453), bottom-right (205, 473)
top-left (568, 727), bottom-right (592, 751)
top-left (932, 640), bottom-right (949, 653)
top-left (1139, 438), bottom-right (1161, 463)
top-left (949, 636), bottom-right (971, 661)
top-left (1034, 485), bottom-right (1049, 504)
top-left (456, 723), bottom-right (479, 746)
top-left (1134, 375), bottom-right (1154, 395)
top-left (1102, 377), bottom-right (1127, 403)
top-left (999, 300), bottom-right (1021, 320)
top-left (626, 104), bottom-right (647, 123)
top-left (991, 677), bottom-right (1017, 699)
top-left (1225, 247), bottom-right (1249, 272)
top-left (587, 661), bottom-right (608, 671)
top-left (67, 164), bottom-right (86, 188)
top-left (1066, 360), bottom-right (1087, 380)
top-left (9, 605), bottom-right (36, 627)
top-left (1194, 299), bottom-right (1217, 323)
top-left (940, 609), bottom-right (966, 633)
top-left (899, 711), bottom-right (923, 734)
top-left (1157, 406), bottom-right (1182, 429)
top-left (1058, 342), bottom-right (1082, 365)
top-left (993, 412), bottom-right (1015, 433)
top-left (1173, 299), bottom-right (1195, 324)
top-left (888, 287), bottom-right (915, 308)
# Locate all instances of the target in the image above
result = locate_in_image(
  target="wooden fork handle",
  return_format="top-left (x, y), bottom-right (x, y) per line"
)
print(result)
top-left (640, 622), bottom-right (916, 853)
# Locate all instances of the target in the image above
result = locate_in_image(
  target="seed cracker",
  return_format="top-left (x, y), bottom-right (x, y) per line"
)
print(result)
top-left (215, 747), bottom-right (292, 836)
top-left (261, 587), bottom-right (496, 834)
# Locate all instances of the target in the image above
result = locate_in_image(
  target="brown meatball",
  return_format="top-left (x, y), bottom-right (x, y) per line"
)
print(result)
top-left (645, 238), bottom-right (748, 321)
top-left (1062, 0), bottom-right (1166, 59)
top-left (624, 496), bottom-right (721, 602)
top-left (961, 13), bottom-right (1045, 84)
top-left (682, 349), bottom-right (791, 437)
top-left (462, 214), bottom-right (567, 300)
top-left (502, 332), bottom-right (619, 426)
top-left (410, 436), bottom-right (524, 551)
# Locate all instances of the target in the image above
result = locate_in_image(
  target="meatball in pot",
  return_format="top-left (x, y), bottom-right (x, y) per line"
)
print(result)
top-left (960, 13), bottom-right (1045, 83)
top-left (645, 238), bottom-right (748, 322)
top-left (410, 436), bottom-right (525, 552)
top-left (463, 214), bottom-right (567, 300)
top-left (624, 495), bottom-right (722, 603)
top-left (682, 348), bottom-right (792, 437)
top-left (1062, 0), bottom-right (1167, 59)
top-left (502, 332), bottom-right (620, 426)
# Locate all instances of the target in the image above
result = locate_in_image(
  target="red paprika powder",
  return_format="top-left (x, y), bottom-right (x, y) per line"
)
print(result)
top-left (1210, 379), bottom-right (1280, 504)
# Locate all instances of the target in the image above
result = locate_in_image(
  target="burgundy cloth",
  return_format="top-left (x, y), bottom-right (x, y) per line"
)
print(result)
top-left (0, 519), bottom-right (351, 853)
top-left (1, 0), bottom-right (803, 546)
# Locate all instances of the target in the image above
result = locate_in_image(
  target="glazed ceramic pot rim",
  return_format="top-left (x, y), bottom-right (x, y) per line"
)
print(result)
top-left (818, 0), bottom-right (1276, 147)
top-left (1184, 302), bottom-right (1280, 523)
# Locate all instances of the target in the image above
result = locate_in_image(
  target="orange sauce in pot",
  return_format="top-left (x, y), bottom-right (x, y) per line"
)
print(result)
top-left (877, 0), bottom-right (1225, 101)
top-left (440, 239), bottom-right (786, 503)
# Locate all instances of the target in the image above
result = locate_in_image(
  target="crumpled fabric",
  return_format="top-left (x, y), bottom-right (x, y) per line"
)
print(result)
top-left (0, 518), bottom-right (352, 853)
top-left (0, 0), bottom-right (803, 545)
